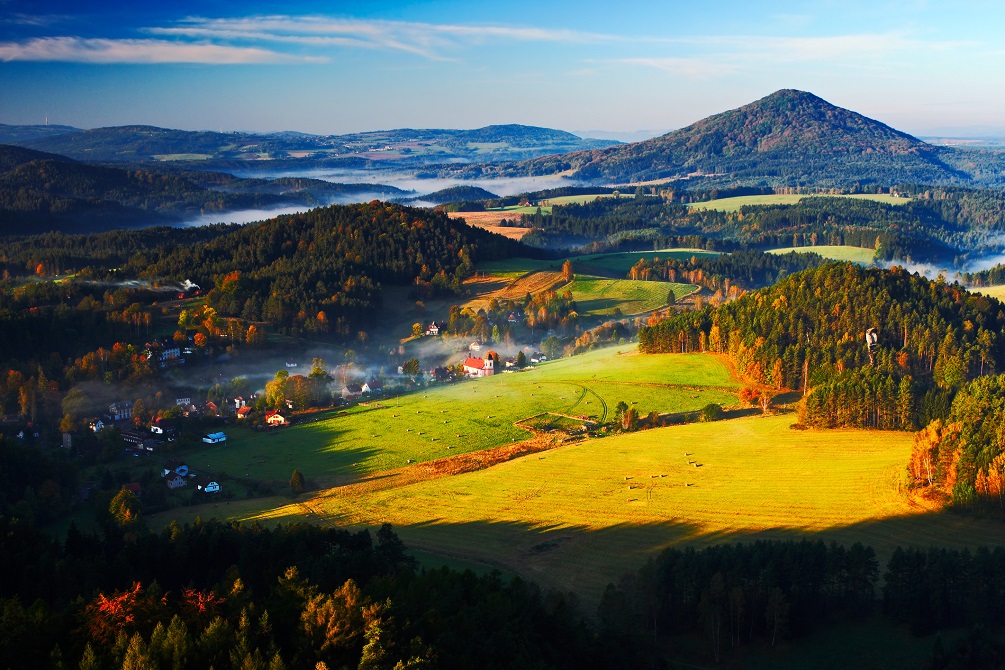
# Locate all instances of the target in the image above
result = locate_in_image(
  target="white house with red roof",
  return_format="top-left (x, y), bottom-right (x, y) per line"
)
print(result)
top-left (463, 355), bottom-right (495, 377)
top-left (265, 410), bottom-right (288, 426)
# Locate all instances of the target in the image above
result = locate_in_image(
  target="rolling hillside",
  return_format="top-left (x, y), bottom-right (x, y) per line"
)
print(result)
top-left (9, 122), bottom-right (618, 165)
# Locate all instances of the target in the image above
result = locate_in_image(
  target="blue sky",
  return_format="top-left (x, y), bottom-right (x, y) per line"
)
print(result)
top-left (1, 0), bottom-right (1003, 136)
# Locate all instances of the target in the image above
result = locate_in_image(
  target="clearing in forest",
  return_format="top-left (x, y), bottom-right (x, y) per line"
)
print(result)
top-left (767, 245), bottom-right (877, 264)
top-left (687, 193), bottom-right (910, 212)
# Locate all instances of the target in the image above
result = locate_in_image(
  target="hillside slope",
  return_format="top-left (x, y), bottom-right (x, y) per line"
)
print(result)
top-left (465, 90), bottom-right (980, 186)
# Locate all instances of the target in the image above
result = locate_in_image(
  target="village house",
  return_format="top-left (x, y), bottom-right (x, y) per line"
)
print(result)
top-left (202, 432), bottom-right (227, 444)
top-left (342, 384), bottom-right (363, 401)
top-left (143, 339), bottom-right (185, 369)
top-left (236, 406), bottom-right (252, 420)
top-left (164, 472), bottom-right (187, 489)
top-left (194, 476), bottom-right (221, 494)
top-left (234, 397), bottom-right (247, 409)
top-left (174, 397), bottom-right (192, 407)
top-left (429, 366), bottom-right (451, 382)
top-left (468, 341), bottom-right (481, 352)
top-left (265, 410), bottom-right (288, 426)
top-left (362, 379), bottom-right (383, 395)
top-left (425, 321), bottom-right (446, 336)
top-left (463, 355), bottom-right (495, 378)
top-left (89, 419), bottom-right (106, 433)
top-left (108, 401), bottom-right (133, 422)
top-left (204, 401), bottom-right (219, 416)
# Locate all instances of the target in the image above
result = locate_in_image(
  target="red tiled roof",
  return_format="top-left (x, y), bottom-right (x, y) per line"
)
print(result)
top-left (464, 357), bottom-right (486, 369)
top-left (236, 406), bottom-right (252, 416)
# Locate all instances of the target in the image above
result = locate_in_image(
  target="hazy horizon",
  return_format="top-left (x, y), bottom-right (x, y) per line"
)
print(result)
top-left (2, 1), bottom-right (1004, 138)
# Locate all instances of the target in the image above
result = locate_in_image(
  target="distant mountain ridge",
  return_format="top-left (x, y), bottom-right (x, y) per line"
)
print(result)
top-left (3, 122), bottom-right (618, 166)
top-left (455, 90), bottom-right (1002, 186)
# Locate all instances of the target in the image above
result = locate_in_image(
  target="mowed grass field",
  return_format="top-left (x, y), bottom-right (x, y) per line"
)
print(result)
top-left (688, 193), bottom-right (910, 212)
top-left (241, 412), bottom-right (1005, 608)
top-left (767, 245), bottom-right (877, 264)
top-left (184, 348), bottom-right (738, 487)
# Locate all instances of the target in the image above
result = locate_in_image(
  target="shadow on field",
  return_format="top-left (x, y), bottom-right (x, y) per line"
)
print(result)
top-left (359, 509), bottom-right (1005, 611)
top-left (575, 298), bottom-right (621, 313)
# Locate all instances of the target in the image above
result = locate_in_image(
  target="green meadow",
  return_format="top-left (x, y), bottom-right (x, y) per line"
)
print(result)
top-left (183, 348), bottom-right (738, 487)
top-left (564, 276), bottom-right (697, 314)
top-left (767, 245), bottom-right (877, 264)
top-left (233, 411), bottom-right (1005, 608)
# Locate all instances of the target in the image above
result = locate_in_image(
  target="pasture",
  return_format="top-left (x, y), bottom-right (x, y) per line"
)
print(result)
top-left (244, 412), bottom-right (1005, 608)
top-left (183, 348), bottom-right (738, 488)
top-left (465, 269), bottom-right (693, 317)
top-left (687, 193), bottom-right (910, 212)
top-left (974, 285), bottom-right (1005, 300)
top-left (767, 245), bottom-right (877, 264)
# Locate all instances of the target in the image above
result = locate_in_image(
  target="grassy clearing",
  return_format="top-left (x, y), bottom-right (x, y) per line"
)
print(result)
top-left (241, 412), bottom-right (1005, 609)
top-left (465, 270), bottom-right (695, 317)
top-left (767, 245), bottom-right (877, 264)
top-left (564, 276), bottom-right (696, 315)
top-left (688, 193), bottom-right (910, 212)
top-left (182, 348), bottom-right (738, 487)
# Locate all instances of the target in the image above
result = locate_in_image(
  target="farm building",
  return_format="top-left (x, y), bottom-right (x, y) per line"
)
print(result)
top-left (342, 384), bottom-right (363, 401)
top-left (236, 406), bottom-right (252, 420)
top-left (89, 419), bottom-right (106, 433)
top-left (265, 410), bottom-right (288, 426)
top-left (202, 432), bottom-right (227, 444)
top-left (362, 380), bottom-right (383, 395)
top-left (425, 321), bottom-right (446, 336)
top-left (463, 356), bottom-right (495, 377)
top-left (204, 401), bottom-right (218, 416)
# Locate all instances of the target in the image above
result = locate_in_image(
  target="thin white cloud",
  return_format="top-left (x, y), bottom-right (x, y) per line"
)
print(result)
top-left (0, 36), bottom-right (322, 64)
top-left (145, 15), bottom-right (618, 59)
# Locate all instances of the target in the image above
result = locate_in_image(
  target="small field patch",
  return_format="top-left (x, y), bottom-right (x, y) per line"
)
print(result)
top-left (767, 245), bottom-right (877, 264)
top-left (688, 193), bottom-right (910, 212)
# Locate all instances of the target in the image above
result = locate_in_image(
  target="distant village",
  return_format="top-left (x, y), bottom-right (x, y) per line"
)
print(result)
top-left (52, 320), bottom-right (550, 498)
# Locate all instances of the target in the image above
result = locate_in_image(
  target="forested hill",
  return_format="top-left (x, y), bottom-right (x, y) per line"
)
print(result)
top-left (458, 89), bottom-right (1000, 186)
top-left (0, 145), bottom-right (314, 235)
top-left (2, 201), bottom-right (531, 341)
top-left (639, 264), bottom-right (1005, 428)
top-left (7, 122), bottom-right (618, 164)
